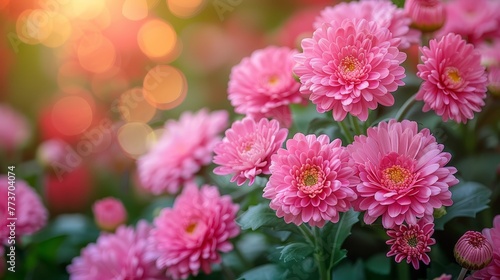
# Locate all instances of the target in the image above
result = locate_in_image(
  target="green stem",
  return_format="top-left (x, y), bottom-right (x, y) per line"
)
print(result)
top-left (338, 120), bottom-right (353, 144)
top-left (349, 114), bottom-right (363, 136)
top-left (395, 94), bottom-right (417, 121)
top-left (314, 227), bottom-right (331, 280)
top-left (396, 262), bottom-right (410, 280)
top-left (298, 224), bottom-right (315, 247)
top-left (457, 268), bottom-right (468, 280)
top-left (234, 243), bottom-right (251, 269)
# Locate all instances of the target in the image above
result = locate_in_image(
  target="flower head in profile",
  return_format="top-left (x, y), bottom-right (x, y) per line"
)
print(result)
top-left (404, 0), bottom-right (446, 32)
top-left (68, 221), bottom-right (164, 280)
top-left (228, 46), bottom-right (305, 127)
top-left (263, 133), bottom-right (358, 227)
top-left (314, 0), bottom-right (420, 49)
top-left (454, 231), bottom-right (493, 270)
top-left (468, 215), bottom-right (500, 279)
top-left (149, 184), bottom-right (239, 280)
top-left (92, 197), bottom-right (127, 232)
top-left (0, 177), bottom-right (48, 244)
top-left (416, 33), bottom-right (488, 123)
top-left (137, 109), bottom-right (228, 194)
top-left (213, 118), bottom-right (288, 186)
top-left (0, 104), bottom-right (30, 152)
top-left (386, 218), bottom-right (436, 270)
top-left (347, 120), bottom-right (458, 229)
top-left (294, 18), bottom-right (406, 121)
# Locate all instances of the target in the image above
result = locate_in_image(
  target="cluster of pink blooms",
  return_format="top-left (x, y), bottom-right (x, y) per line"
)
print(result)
top-left (0, 176), bottom-right (48, 244)
top-left (148, 184), bottom-right (240, 280)
top-left (67, 221), bottom-right (164, 280)
top-left (137, 109), bottom-right (228, 194)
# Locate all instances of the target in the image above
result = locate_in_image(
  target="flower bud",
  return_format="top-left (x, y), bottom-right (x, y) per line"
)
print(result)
top-left (93, 197), bottom-right (127, 231)
top-left (433, 206), bottom-right (447, 219)
top-left (404, 0), bottom-right (446, 32)
top-left (454, 231), bottom-right (493, 270)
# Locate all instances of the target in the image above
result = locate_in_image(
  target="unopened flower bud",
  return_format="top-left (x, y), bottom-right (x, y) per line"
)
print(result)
top-left (93, 197), bottom-right (127, 232)
top-left (404, 0), bottom-right (446, 32)
top-left (454, 231), bottom-right (493, 270)
top-left (433, 206), bottom-right (447, 219)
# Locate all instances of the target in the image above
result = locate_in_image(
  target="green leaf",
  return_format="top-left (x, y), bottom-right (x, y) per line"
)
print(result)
top-left (306, 117), bottom-right (342, 140)
top-left (237, 203), bottom-right (299, 233)
top-left (238, 264), bottom-right (286, 280)
top-left (365, 253), bottom-right (391, 275)
top-left (434, 182), bottom-right (492, 230)
top-left (322, 209), bottom-right (359, 269)
top-left (279, 242), bottom-right (314, 263)
top-left (391, 0), bottom-right (405, 8)
top-left (333, 259), bottom-right (365, 280)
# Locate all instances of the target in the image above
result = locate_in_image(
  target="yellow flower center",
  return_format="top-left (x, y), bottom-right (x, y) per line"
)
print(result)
top-left (186, 223), bottom-right (197, 234)
top-left (382, 165), bottom-right (413, 190)
top-left (268, 75), bottom-right (280, 86)
top-left (446, 67), bottom-right (462, 83)
top-left (341, 56), bottom-right (359, 73)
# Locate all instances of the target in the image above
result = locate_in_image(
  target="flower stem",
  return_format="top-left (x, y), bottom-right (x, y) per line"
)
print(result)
top-left (338, 120), bottom-right (354, 144)
top-left (298, 224), bottom-right (315, 246)
top-left (313, 227), bottom-right (331, 280)
top-left (395, 94), bottom-right (418, 121)
top-left (349, 114), bottom-right (363, 136)
top-left (457, 268), bottom-right (468, 280)
top-left (396, 262), bottom-right (410, 280)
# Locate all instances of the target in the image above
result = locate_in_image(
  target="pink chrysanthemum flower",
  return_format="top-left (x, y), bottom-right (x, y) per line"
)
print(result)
top-left (468, 215), bottom-right (500, 279)
top-left (213, 117), bottom-right (288, 186)
top-left (137, 109), bottom-right (228, 195)
top-left (386, 218), bottom-right (436, 270)
top-left (404, 0), bottom-right (446, 32)
top-left (294, 18), bottom-right (406, 121)
top-left (149, 184), bottom-right (239, 280)
top-left (416, 33), bottom-right (488, 123)
top-left (487, 66), bottom-right (500, 96)
top-left (0, 176), bottom-right (48, 243)
top-left (228, 46), bottom-right (305, 127)
top-left (263, 133), bottom-right (358, 227)
top-left (454, 231), bottom-right (493, 271)
top-left (437, 0), bottom-right (500, 45)
top-left (347, 120), bottom-right (458, 229)
top-left (477, 39), bottom-right (500, 67)
top-left (0, 104), bottom-right (30, 152)
top-left (314, 0), bottom-right (420, 49)
top-left (68, 221), bottom-right (164, 280)
top-left (92, 197), bottom-right (127, 232)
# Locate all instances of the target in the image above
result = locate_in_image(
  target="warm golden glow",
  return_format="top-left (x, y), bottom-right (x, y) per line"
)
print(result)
top-left (118, 88), bottom-right (156, 123)
top-left (122, 0), bottom-right (148, 21)
top-left (167, 0), bottom-right (206, 18)
top-left (143, 65), bottom-right (187, 110)
top-left (51, 96), bottom-right (93, 136)
top-left (77, 34), bottom-right (116, 73)
top-left (41, 13), bottom-right (72, 48)
top-left (137, 19), bottom-right (177, 59)
top-left (117, 122), bottom-right (153, 159)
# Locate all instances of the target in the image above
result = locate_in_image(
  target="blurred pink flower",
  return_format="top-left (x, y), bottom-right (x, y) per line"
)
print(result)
top-left (404, 0), bottom-right (446, 32)
top-left (433, 274), bottom-right (452, 280)
top-left (263, 133), bottom-right (358, 227)
top-left (488, 66), bottom-right (500, 96)
top-left (36, 138), bottom-right (69, 168)
top-left (149, 184), bottom-right (239, 280)
top-left (277, 8), bottom-right (320, 49)
top-left (0, 104), bottom-right (30, 152)
top-left (0, 176), bottom-right (48, 244)
top-left (68, 221), bottom-right (164, 280)
top-left (347, 120), bottom-right (458, 229)
top-left (213, 118), bottom-right (288, 186)
top-left (454, 231), bottom-right (493, 270)
top-left (294, 18), bottom-right (406, 121)
top-left (228, 46), bottom-right (305, 127)
top-left (468, 215), bottom-right (500, 279)
top-left (92, 197), bottom-right (127, 232)
top-left (314, 0), bottom-right (420, 49)
top-left (476, 39), bottom-right (500, 67)
top-left (138, 109), bottom-right (228, 195)
top-left (416, 33), bottom-right (487, 123)
top-left (437, 0), bottom-right (500, 45)
top-left (386, 218), bottom-right (436, 270)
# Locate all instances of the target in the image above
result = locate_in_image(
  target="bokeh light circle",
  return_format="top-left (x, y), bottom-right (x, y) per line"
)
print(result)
top-left (40, 13), bottom-right (72, 48)
top-left (77, 34), bottom-right (116, 73)
top-left (122, 0), bottom-right (148, 21)
top-left (167, 0), bottom-right (206, 18)
top-left (117, 122), bottom-right (153, 159)
top-left (143, 65), bottom-right (187, 110)
top-left (51, 95), bottom-right (93, 136)
top-left (118, 88), bottom-right (157, 123)
top-left (137, 19), bottom-right (177, 59)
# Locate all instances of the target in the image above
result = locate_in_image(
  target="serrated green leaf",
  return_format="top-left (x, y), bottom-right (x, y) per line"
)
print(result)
top-left (279, 242), bottom-right (314, 263)
top-left (322, 209), bottom-right (359, 269)
top-left (238, 264), bottom-right (286, 280)
top-left (365, 253), bottom-right (391, 275)
top-left (237, 203), bottom-right (299, 233)
top-left (434, 182), bottom-right (492, 230)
